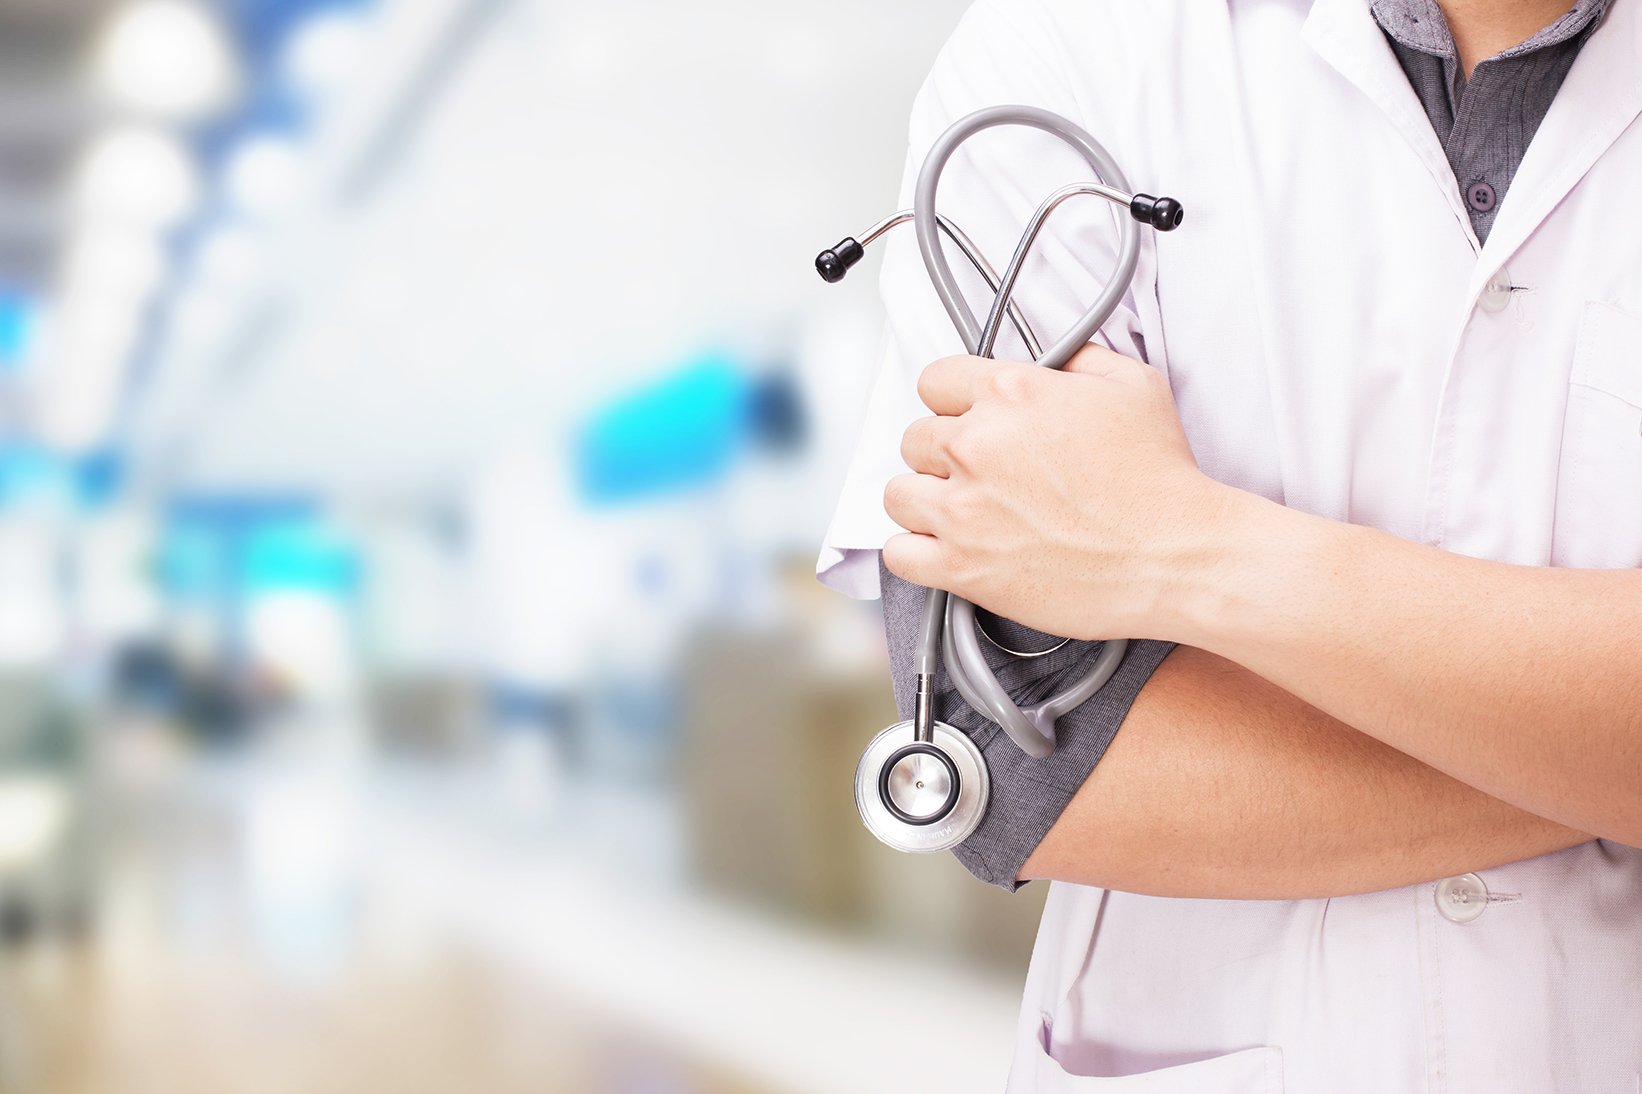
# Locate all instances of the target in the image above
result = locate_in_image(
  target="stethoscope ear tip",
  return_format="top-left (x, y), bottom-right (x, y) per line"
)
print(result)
top-left (815, 237), bottom-right (864, 282)
top-left (1129, 193), bottom-right (1184, 231)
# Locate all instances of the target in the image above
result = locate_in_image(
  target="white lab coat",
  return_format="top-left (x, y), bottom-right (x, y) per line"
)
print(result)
top-left (817, 0), bottom-right (1642, 1088)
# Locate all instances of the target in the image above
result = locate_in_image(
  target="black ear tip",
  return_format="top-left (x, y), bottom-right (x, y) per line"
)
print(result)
top-left (814, 237), bottom-right (865, 283)
top-left (815, 250), bottom-right (846, 282)
top-left (1129, 193), bottom-right (1184, 232)
top-left (1153, 197), bottom-right (1184, 231)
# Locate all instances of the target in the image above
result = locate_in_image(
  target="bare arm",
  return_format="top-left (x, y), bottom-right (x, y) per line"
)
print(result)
top-left (1020, 645), bottom-right (1590, 897)
top-left (885, 348), bottom-right (1642, 849)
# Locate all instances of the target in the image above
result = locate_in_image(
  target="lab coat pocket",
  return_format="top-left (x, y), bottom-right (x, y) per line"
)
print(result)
top-left (1552, 302), bottom-right (1642, 569)
top-left (1026, 1035), bottom-right (1283, 1093)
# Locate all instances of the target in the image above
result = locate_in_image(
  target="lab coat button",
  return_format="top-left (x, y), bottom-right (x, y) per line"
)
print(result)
top-left (1466, 180), bottom-right (1497, 212)
top-left (1478, 268), bottom-right (1512, 313)
top-left (1436, 872), bottom-right (1489, 924)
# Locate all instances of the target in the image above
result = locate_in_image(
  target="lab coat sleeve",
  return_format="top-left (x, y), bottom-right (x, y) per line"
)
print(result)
top-left (818, 0), bottom-right (1178, 888)
top-left (817, 0), bottom-right (1162, 598)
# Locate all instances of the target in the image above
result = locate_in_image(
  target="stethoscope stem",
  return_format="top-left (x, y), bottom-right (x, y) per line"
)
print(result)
top-left (913, 587), bottom-right (946, 742)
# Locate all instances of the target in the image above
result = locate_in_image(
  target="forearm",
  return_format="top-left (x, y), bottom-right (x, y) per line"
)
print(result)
top-left (885, 347), bottom-right (1640, 865)
top-left (1021, 645), bottom-right (1590, 897)
top-left (1169, 492), bottom-right (1642, 845)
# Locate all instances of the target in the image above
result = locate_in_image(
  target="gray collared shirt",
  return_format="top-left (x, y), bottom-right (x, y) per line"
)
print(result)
top-left (1372, 0), bottom-right (1609, 242)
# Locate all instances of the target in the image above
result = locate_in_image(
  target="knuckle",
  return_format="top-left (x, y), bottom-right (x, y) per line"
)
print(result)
top-left (945, 424), bottom-right (981, 467)
top-left (984, 365), bottom-right (1034, 403)
top-left (881, 536), bottom-right (914, 579)
top-left (899, 420), bottom-right (926, 463)
top-left (883, 476), bottom-right (909, 513)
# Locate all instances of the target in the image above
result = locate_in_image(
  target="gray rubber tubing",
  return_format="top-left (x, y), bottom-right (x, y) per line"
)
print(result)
top-left (911, 104), bottom-right (1140, 759)
top-left (913, 104), bottom-right (1138, 371)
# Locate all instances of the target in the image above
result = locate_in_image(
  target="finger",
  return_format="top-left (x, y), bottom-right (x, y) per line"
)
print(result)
top-left (883, 472), bottom-right (948, 536)
top-left (917, 355), bottom-right (998, 416)
top-left (1063, 342), bottom-right (1138, 379)
top-left (881, 531), bottom-right (949, 591)
top-left (900, 415), bottom-right (961, 476)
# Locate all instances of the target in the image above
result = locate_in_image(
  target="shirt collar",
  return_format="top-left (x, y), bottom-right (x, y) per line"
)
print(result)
top-left (1371, 0), bottom-right (1610, 60)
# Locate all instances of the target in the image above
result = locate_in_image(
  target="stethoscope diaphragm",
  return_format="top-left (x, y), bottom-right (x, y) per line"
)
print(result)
top-left (855, 720), bottom-right (988, 854)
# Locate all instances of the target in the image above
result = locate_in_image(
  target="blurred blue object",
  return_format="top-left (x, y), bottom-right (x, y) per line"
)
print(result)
top-left (0, 445), bottom-right (124, 511)
top-left (0, 292), bottom-right (35, 369)
top-left (74, 451), bottom-right (124, 508)
top-left (746, 370), bottom-right (807, 453)
top-left (158, 496), bottom-right (325, 600)
top-left (242, 519), bottom-right (358, 594)
top-left (158, 518), bottom-right (235, 602)
top-left (0, 444), bottom-right (63, 506)
top-left (574, 354), bottom-right (752, 506)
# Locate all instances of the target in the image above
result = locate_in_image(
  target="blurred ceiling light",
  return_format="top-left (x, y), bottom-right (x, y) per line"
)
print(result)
top-left (75, 127), bottom-right (200, 230)
top-left (95, 0), bottom-right (238, 118)
top-left (0, 777), bottom-right (70, 872)
top-left (284, 10), bottom-right (369, 99)
top-left (224, 137), bottom-right (306, 216)
top-left (62, 229), bottom-right (167, 300)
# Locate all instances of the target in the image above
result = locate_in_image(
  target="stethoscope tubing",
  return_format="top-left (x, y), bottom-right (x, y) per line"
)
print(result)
top-left (910, 105), bottom-right (1141, 757)
top-left (913, 104), bottom-right (1139, 370)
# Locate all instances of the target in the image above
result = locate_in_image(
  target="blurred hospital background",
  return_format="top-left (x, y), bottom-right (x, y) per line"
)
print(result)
top-left (0, 2), bottom-right (1052, 1092)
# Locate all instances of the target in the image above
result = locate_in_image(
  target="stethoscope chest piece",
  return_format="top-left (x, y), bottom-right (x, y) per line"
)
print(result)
top-left (855, 720), bottom-right (989, 853)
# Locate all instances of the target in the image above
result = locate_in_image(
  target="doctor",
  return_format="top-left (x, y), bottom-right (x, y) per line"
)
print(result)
top-left (820, 0), bottom-right (1642, 1089)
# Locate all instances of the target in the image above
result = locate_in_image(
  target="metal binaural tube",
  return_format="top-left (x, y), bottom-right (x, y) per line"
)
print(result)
top-left (977, 183), bottom-right (1133, 360)
top-left (826, 211), bottom-right (1045, 361)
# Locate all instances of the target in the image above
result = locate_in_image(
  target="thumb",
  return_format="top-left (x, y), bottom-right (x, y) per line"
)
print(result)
top-left (1062, 342), bottom-right (1133, 379)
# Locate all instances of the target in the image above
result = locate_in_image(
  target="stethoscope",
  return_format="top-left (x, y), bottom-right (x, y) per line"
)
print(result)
top-left (814, 105), bottom-right (1183, 854)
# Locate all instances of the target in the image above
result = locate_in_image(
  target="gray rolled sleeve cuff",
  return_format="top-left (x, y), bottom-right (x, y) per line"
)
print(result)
top-left (879, 557), bottom-right (1175, 891)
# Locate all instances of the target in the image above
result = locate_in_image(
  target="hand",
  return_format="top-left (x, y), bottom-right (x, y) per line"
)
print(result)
top-left (881, 344), bottom-right (1229, 641)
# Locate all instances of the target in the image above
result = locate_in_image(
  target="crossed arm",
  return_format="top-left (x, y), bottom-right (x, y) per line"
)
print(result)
top-left (1019, 645), bottom-right (1589, 897)
top-left (881, 347), bottom-right (1640, 897)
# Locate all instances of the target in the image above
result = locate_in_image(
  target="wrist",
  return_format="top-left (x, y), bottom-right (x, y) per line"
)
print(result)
top-left (1157, 482), bottom-right (1317, 652)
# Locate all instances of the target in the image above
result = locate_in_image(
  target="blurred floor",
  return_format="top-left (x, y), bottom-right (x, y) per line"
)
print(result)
top-left (0, 711), bottom-right (1035, 1094)
top-left (0, 939), bottom-right (772, 1094)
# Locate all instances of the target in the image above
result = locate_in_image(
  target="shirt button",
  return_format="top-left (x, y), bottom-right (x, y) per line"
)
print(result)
top-left (1477, 267), bottom-right (1512, 313)
top-left (1466, 180), bottom-right (1497, 212)
top-left (1435, 872), bottom-right (1489, 924)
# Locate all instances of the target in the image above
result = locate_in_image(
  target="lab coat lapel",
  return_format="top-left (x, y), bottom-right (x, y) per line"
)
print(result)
top-left (1301, 0), bottom-right (1477, 248)
top-left (1470, 0), bottom-right (1642, 299)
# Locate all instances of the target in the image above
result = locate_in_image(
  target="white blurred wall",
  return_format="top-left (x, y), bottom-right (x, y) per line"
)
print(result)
top-left (131, 0), bottom-right (971, 513)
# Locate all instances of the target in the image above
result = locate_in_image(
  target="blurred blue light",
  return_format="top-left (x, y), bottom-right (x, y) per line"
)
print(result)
top-left (158, 519), bottom-right (233, 601)
top-left (159, 496), bottom-right (340, 602)
top-left (574, 354), bottom-right (752, 506)
top-left (0, 292), bottom-right (36, 369)
top-left (242, 519), bottom-right (358, 595)
top-left (74, 450), bottom-right (124, 508)
top-left (218, 0), bottom-right (375, 69)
